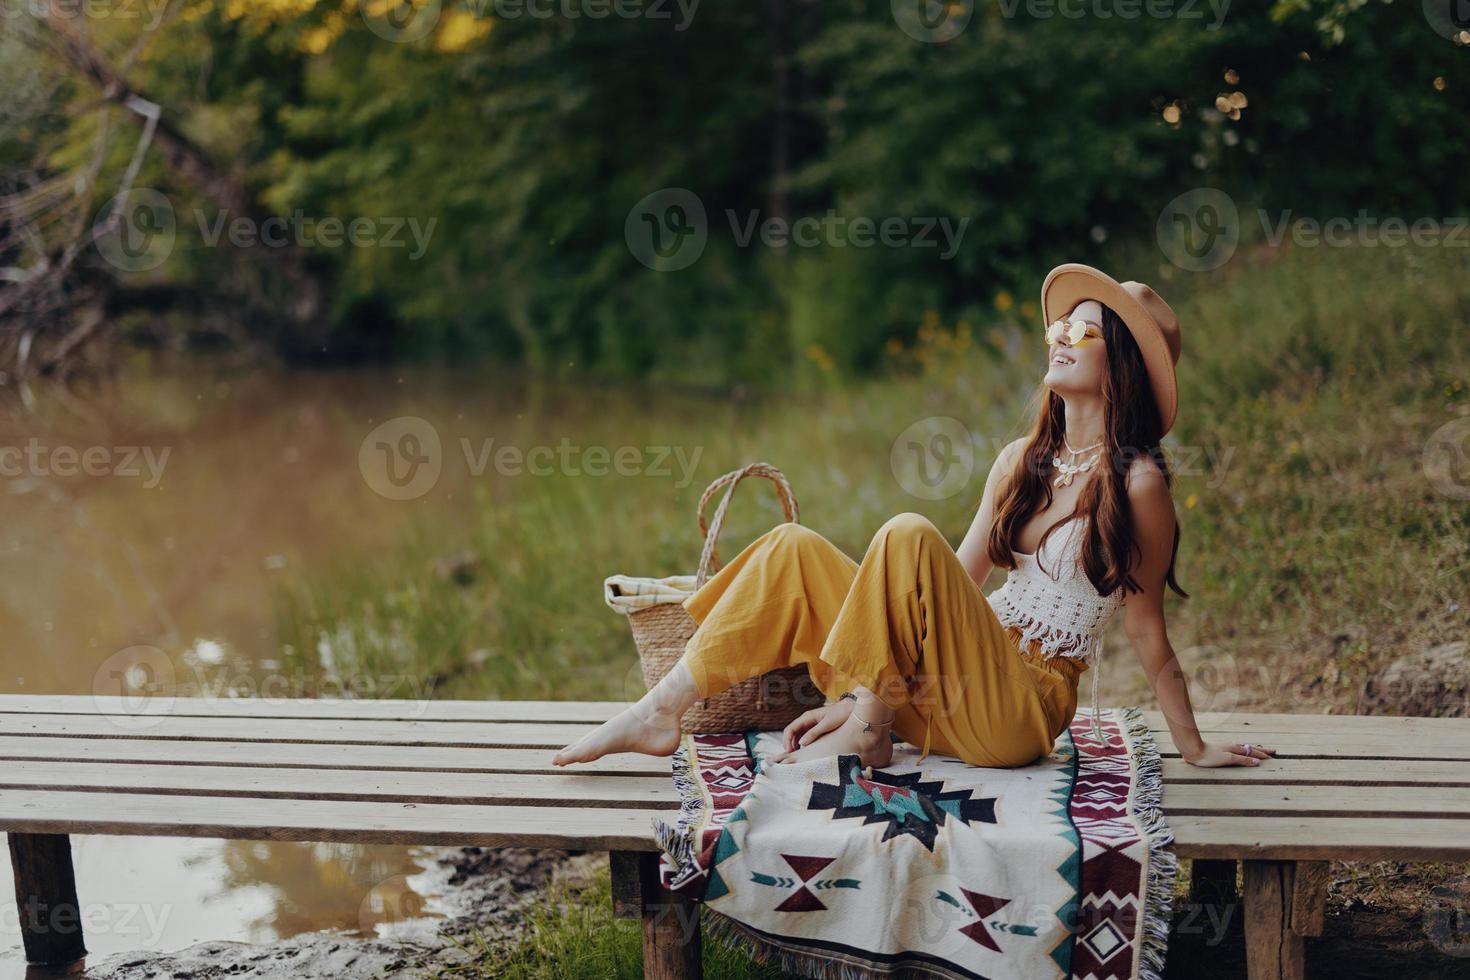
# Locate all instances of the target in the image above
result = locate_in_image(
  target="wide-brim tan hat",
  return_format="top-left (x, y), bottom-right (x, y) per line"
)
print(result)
top-left (1041, 263), bottom-right (1183, 437)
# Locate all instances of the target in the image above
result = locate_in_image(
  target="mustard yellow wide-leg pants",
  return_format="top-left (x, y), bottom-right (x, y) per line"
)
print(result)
top-left (681, 513), bottom-right (1058, 768)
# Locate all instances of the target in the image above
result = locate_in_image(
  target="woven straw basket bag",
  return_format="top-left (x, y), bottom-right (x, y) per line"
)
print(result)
top-left (606, 462), bottom-right (823, 733)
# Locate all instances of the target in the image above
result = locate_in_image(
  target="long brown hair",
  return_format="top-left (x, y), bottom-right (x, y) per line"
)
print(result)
top-left (986, 303), bottom-right (1188, 601)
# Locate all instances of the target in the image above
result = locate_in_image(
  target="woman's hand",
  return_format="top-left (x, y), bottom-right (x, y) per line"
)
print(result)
top-left (780, 700), bottom-right (855, 754)
top-left (1183, 739), bottom-right (1277, 767)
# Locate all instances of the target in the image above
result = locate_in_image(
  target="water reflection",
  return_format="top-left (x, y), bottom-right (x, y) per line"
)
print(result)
top-left (0, 361), bottom-right (620, 960)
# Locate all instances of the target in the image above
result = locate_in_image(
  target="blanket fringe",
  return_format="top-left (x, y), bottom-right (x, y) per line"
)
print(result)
top-left (650, 736), bottom-right (712, 889)
top-left (1117, 705), bottom-right (1179, 980)
top-left (702, 907), bottom-right (954, 980)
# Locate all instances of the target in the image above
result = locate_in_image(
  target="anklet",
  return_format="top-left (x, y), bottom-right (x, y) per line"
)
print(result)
top-left (852, 711), bottom-right (894, 733)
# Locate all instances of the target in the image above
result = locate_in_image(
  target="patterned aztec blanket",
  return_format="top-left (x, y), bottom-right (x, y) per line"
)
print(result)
top-left (652, 706), bottom-right (1176, 980)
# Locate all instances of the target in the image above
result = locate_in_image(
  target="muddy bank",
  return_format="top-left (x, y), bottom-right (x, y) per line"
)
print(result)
top-left (81, 848), bottom-right (601, 980)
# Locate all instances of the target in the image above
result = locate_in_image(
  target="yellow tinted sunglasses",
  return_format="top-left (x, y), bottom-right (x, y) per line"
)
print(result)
top-left (1045, 318), bottom-right (1103, 346)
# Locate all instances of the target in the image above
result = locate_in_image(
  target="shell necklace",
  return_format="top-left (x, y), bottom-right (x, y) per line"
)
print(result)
top-left (1052, 436), bottom-right (1104, 488)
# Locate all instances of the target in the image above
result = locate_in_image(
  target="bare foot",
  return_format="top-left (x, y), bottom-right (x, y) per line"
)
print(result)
top-left (769, 711), bottom-right (894, 769)
top-left (551, 704), bottom-right (683, 766)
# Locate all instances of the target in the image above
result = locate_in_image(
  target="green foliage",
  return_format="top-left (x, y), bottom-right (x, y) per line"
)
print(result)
top-left (12, 0), bottom-right (1470, 377)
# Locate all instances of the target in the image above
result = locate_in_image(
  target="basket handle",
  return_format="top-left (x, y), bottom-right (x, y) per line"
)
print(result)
top-left (695, 462), bottom-right (800, 588)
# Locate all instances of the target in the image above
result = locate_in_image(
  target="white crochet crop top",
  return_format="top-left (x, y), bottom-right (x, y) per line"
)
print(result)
top-left (986, 515), bottom-right (1123, 663)
top-left (985, 514), bottom-right (1125, 744)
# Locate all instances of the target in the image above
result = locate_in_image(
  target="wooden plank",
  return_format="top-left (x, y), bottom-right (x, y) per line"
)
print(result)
top-left (8, 833), bottom-right (86, 966)
top-left (1140, 709), bottom-right (1470, 736)
top-left (0, 735), bottom-right (672, 775)
top-left (1149, 728), bottom-right (1470, 761)
top-left (0, 762), bottom-right (678, 809)
top-left (1243, 861), bottom-right (1304, 980)
top-left (3, 697), bottom-right (1464, 738)
top-left (0, 714), bottom-right (602, 747)
top-left (8, 712), bottom-right (1469, 760)
top-left (1163, 783), bottom-right (1470, 819)
top-left (1168, 815), bottom-right (1470, 861)
top-left (31, 760), bottom-right (1470, 820)
top-left (0, 695), bottom-right (629, 724)
top-left (1289, 862), bottom-right (1329, 938)
top-left (1162, 757), bottom-right (1470, 786)
top-left (0, 790), bottom-right (667, 850)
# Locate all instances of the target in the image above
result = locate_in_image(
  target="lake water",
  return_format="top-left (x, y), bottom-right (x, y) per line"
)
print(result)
top-left (0, 362), bottom-right (639, 966)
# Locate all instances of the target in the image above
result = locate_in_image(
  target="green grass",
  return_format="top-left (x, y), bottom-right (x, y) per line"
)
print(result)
top-left (436, 865), bottom-right (803, 980)
top-left (276, 239), bottom-right (1470, 713)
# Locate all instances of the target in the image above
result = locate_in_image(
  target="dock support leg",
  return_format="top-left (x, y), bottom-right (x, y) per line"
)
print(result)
top-left (1243, 860), bottom-right (1327, 980)
top-left (610, 851), bottom-right (701, 979)
top-left (8, 833), bottom-right (86, 966)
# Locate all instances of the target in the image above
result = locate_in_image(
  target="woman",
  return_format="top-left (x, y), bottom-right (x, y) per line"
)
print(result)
top-left (553, 263), bottom-right (1276, 771)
